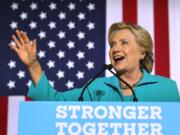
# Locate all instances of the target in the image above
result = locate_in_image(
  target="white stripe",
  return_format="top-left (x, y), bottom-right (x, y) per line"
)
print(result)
top-left (169, 0), bottom-right (180, 93)
top-left (105, 0), bottom-right (123, 76)
top-left (137, 0), bottom-right (155, 74)
top-left (7, 96), bottom-right (25, 135)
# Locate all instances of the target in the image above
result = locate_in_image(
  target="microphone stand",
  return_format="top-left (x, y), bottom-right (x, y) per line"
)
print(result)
top-left (78, 66), bottom-right (106, 101)
top-left (105, 64), bottom-right (138, 102)
top-left (78, 64), bottom-right (138, 102)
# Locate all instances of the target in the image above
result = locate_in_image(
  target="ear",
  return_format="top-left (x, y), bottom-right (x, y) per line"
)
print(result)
top-left (140, 51), bottom-right (146, 60)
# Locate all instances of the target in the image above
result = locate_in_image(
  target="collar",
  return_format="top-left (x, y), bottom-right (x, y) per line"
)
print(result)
top-left (137, 69), bottom-right (158, 86)
top-left (104, 69), bottom-right (158, 90)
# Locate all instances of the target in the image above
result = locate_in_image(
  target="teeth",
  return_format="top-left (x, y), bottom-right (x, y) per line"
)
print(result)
top-left (113, 55), bottom-right (124, 60)
top-left (114, 56), bottom-right (122, 59)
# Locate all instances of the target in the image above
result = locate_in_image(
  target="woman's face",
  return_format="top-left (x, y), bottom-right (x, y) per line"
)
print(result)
top-left (109, 29), bottom-right (145, 74)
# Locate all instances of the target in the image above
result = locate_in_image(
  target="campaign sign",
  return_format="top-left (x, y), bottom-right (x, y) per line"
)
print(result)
top-left (18, 102), bottom-right (180, 135)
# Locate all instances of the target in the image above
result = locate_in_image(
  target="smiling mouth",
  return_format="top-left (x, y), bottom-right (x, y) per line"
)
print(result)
top-left (113, 56), bottom-right (125, 63)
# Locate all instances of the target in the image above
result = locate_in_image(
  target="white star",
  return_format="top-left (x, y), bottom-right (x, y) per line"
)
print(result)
top-left (30, 2), bottom-right (38, 10)
top-left (39, 12), bottom-right (47, 20)
top-left (8, 60), bottom-right (16, 69)
top-left (37, 50), bottom-right (46, 59)
top-left (57, 50), bottom-right (65, 59)
top-left (76, 71), bottom-right (84, 80)
top-left (47, 60), bottom-right (55, 69)
top-left (58, 12), bottom-right (66, 20)
top-left (29, 21), bottom-right (37, 29)
top-left (38, 31), bottom-right (46, 39)
top-left (48, 21), bottom-right (56, 29)
top-left (11, 2), bottom-right (18, 10)
top-left (86, 61), bottom-right (94, 70)
top-left (67, 21), bottom-right (75, 29)
top-left (67, 41), bottom-right (75, 49)
top-left (7, 80), bottom-right (15, 89)
top-left (77, 31), bottom-right (85, 40)
top-left (66, 80), bottom-right (74, 89)
top-left (76, 51), bottom-right (85, 59)
top-left (49, 2), bottom-right (57, 10)
top-left (86, 41), bottom-right (95, 50)
top-left (56, 70), bottom-right (65, 79)
top-left (87, 22), bottom-right (95, 30)
top-left (9, 41), bottom-right (15, 47)
top-left (68, 2), bottom-right (76, 10)
top-left (47, 40), bottom-right (56, 49)
top-left (27, 80), bottom-right (32, 88)
top-left (77, 12), bottom-right (85, 20)
top-left (49, 80), bottom-right (55, 87)
top-left (87, 3), bottom-right (95, 11)
top-left (17, 70), bottom-right (25, 79)
top-left (57, 31), bottom-right (66, 39)
top-left (10, 21), bottom-right (18, 29)
top-left (66, 60), bottom-right (75, 69)
top-left (20, 12), bottom-right (28, 20)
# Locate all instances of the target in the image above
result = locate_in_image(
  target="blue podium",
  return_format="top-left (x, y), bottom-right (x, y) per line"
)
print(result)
top-left (18, 102), bottom-right (180, 135)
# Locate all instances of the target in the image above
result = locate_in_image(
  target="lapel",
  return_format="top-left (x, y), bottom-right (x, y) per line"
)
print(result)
top-left (103, 75), bottom-right (124, 100)
top-left (103, 69), bottom-right (158, 90)
top-left (136, 69), bottom-right (158, 86)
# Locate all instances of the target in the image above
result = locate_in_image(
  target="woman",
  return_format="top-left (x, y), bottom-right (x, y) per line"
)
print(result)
top-left (10, 22), bottom-right (180, 101)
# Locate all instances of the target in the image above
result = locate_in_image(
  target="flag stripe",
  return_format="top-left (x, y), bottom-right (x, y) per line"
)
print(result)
top-left (154, 0), bottom-right (170, 77)
top-left (25, 97), bottom-right (31, 101)
top-left (123, 0), bottom-right (137, 24)
top-left (0, 97), bottom-right (8, 135)
top-left (169, 0), bottom-right (180, 91)
top-left (137, 0), bottom-right (154, 40)
top-left (7, 96), bottom-right (25, 135)
top-left (137, 0), bottom-right (155, 74)
top-left (105, 0), bottom-right (123, 77)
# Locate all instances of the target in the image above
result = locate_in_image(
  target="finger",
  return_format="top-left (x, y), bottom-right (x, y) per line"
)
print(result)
top-left (10, 44), bottom-right (19, 54)
top-left (20, 31), bottom-right (30, 44)
top-left (32, 39), bottom-right (37, 52)
top-left (16, 30), bottom-right (26, 45)
top-left (12, 34), bottom-right (22, 49)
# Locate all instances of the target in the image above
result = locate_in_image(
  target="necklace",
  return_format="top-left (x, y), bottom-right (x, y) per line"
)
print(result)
top-left (120, 83), bottom-right (137, 90)
top-left (119, 76), bottom-right (142, 90)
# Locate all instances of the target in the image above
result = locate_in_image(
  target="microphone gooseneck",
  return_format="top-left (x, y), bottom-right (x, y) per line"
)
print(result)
top-left (105, 64), bottom-right (138, 102)
top-left (78, 64), bottom-right (138, 102)
top-left (78, 64), bottom-right (108, 101)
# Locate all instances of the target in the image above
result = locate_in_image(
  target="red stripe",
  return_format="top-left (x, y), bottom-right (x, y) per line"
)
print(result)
top-left (123, 0), bottom-right (137, 24)
top-left (0, 97), bottom-right (8, 135)
top-left (25, 96), bottom-right (32, 101)
top-left (154, 0), bottom-right (170, 77)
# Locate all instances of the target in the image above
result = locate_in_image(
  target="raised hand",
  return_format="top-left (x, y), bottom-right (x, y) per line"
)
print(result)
top-left (10, 30), bottom-right (42, 85)
top-left (10, 30), bottom-right (37, 67)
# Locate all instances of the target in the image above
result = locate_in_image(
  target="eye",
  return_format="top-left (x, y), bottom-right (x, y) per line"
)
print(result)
top-left (121, 40), bottom-right (128, 46)
top-left (109, 42), bottom-right (115, 48)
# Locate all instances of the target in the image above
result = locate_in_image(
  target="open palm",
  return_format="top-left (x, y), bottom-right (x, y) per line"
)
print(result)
top-left (11, 30), bottom-right (37, 66)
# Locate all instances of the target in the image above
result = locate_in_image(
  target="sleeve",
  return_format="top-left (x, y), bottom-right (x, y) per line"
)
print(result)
top-left (27, 72), bottom-right (93, 101)
top-left (171, 81), bottom-right (180, 101)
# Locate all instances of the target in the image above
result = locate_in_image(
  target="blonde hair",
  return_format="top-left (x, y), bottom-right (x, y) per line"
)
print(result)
top-left (108, 22), bottom-right (154, 73)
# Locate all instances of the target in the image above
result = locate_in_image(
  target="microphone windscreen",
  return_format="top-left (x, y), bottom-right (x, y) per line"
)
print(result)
top-left (103, 64), bottom-right (113, 70)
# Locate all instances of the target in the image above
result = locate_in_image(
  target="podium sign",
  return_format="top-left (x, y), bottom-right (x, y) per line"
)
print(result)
top-left (18, 102), bottom-right (180, 135)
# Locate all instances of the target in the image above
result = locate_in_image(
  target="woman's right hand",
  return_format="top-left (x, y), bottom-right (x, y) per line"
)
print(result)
top-left (10, 30), bottom-right (37, 67)
top-left (11, 30), bottom-right (43, 85)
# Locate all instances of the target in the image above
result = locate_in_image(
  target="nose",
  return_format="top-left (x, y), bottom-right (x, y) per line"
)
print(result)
top-left (112, 44), bottom-right (121, 53)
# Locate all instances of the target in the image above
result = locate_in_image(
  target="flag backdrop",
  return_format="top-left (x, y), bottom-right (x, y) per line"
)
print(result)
top-left (0, 0), bottom-right (180, 134)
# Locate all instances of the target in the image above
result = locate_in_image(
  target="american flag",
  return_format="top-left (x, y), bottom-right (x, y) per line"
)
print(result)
top-left (0, 0), bottom-right (180, 135)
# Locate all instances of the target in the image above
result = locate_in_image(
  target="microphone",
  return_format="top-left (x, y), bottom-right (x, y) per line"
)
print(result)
top-left (105, 64), bottom-right (138, 102)
top-left (78, 64), bottom-right (110, 101)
